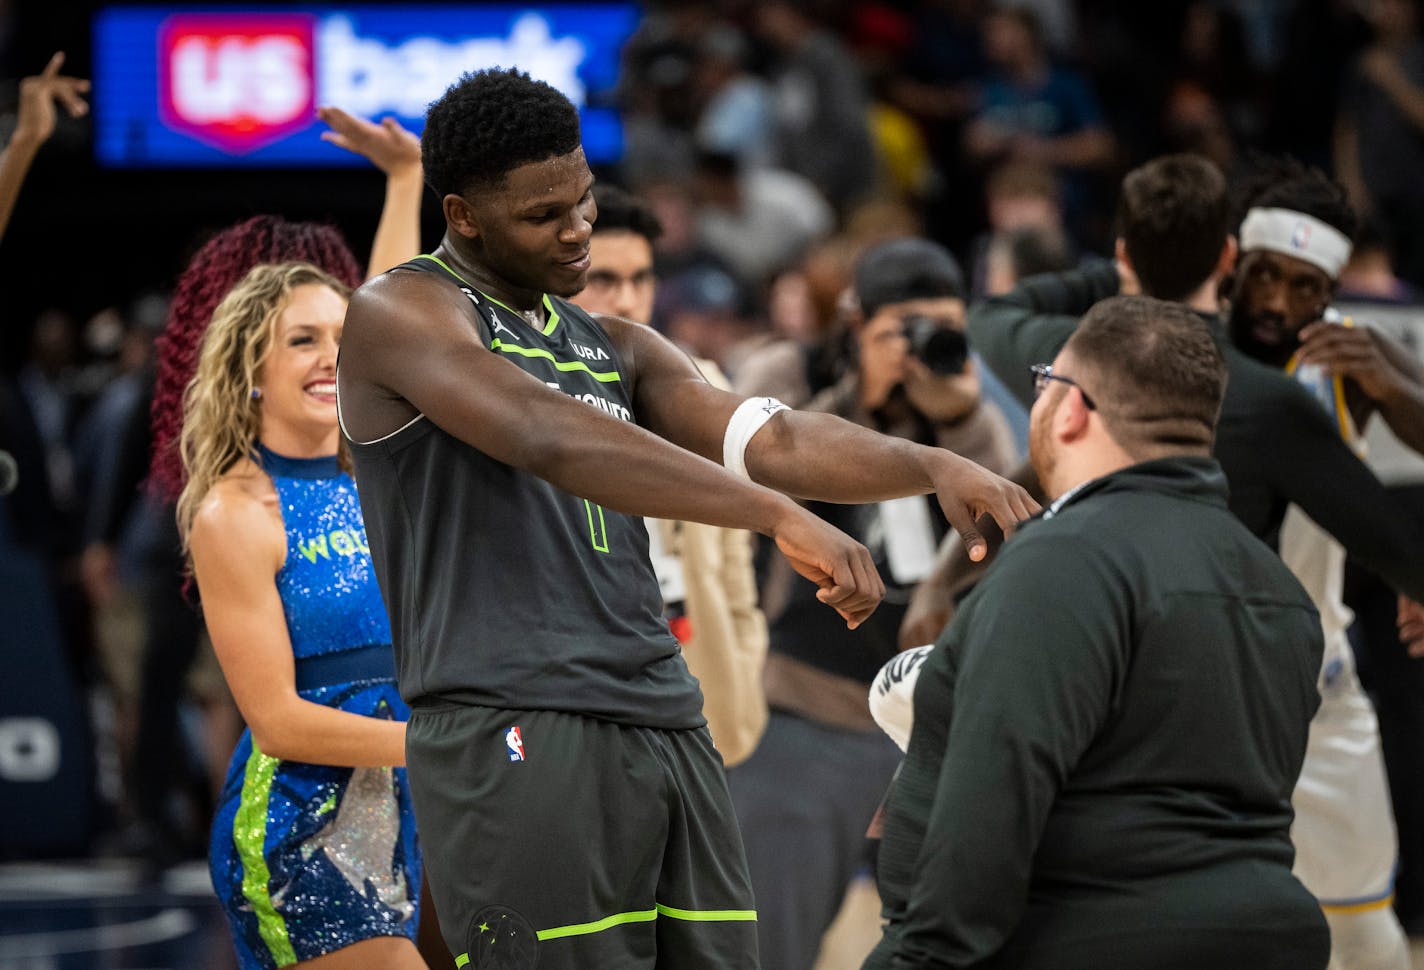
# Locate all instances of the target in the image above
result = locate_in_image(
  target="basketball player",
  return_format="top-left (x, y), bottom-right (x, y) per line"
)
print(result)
top-left (335, 68), bottom-right (1034, 970)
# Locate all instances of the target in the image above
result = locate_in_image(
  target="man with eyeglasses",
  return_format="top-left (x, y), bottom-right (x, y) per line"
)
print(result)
top-left (950, 152), bottom-right (1424, 970)
top-left (963, 153), bottom-right (1424, 588)
top-left (867, 295), bottom-right (1329, 969)
top-left (569, 184), bottom-right (771, 772)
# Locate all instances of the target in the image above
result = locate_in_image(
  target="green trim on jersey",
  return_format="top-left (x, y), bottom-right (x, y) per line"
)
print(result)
top-left (654, 903), bottom-right (758, 923)
top-left (537, 907), bottom-right (659, 942)
top-left (451, 904), bottom-right (757, 963)
top-left (412, 253), bottom-right (468, 285)
top-left (412, 254), bottom-right (562, 337)
top-left (488, 337), bottom-right (621, 383)
top-left (540, 294), bottom-right (561, 336)
top-left (234, 745), bottom-right (297, 966)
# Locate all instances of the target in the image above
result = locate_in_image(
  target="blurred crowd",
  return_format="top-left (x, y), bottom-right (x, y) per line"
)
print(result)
top-left (5, 0), bottom-right (1424, 955)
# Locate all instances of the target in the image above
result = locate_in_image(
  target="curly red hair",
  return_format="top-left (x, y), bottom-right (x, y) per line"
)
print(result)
top-left (149, 216), bottom-right (363, 502)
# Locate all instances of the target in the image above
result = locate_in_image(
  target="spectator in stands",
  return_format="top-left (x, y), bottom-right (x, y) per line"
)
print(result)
top-left (1336, 0), bottom-right (1424, 289)
top-left (728, 237), bottom-right (1016, 970)
top-left (572, 185), bottom-right (770, 769)
top-left (755, 0), bottom-right (880, 213)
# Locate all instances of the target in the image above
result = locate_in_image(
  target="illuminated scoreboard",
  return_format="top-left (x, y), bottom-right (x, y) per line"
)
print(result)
top-left (93, 4), bottom-right (641, 167)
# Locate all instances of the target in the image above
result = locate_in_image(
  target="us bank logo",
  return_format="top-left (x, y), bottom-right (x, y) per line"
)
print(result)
top-left (159, 13), bottom-right (317, 153)
top-left (95, 5), bottom-right (639, 167)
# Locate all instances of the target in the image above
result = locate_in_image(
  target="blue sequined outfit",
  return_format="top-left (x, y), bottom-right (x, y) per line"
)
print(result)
top-left (209, 445), bottom-right (419, 969)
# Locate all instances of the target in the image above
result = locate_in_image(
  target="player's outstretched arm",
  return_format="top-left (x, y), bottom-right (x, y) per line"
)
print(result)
top-left (611, 318), bottom-right (1039, 562)
top-left (747, 408), bottom-right (1038, 561)
top-left (339, 273), bottom-right (886, 627)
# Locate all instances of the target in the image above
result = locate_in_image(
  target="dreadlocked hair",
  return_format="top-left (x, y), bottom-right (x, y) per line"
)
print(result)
top-left (176, 262), bottom-right (352, 554)
top-left (150, 216), bottom-right (362, 503)
top-left (1231, 152), bottom-right (1358, 243)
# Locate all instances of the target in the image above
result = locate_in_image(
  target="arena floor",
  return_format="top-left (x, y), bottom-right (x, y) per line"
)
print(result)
top-left (1, 862), bottom-right (1420, 969)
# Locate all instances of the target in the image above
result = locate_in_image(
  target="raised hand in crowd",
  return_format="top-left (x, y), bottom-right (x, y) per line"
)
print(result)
top-left (318, 105), bottom-right (421, 177)
top-left (317, 105), bottom-right (424, 279)
top-left (0, 52), bottom-right (90, 242)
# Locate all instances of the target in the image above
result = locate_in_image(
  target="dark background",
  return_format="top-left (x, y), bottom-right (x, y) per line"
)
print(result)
top-left (0, 0), bottom-right (454, 368)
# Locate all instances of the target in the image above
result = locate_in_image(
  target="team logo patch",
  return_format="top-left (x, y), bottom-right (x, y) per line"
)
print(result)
top-left (466, 905), bottom-right (539, 970)
top-left (506, 726), bottom-right (526, 762)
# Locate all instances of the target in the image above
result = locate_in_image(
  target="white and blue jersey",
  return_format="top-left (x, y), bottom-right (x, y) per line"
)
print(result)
top-left (1283, 327), bottom-right (1400, 911)
top-left (209, 445), bottom-right (419, 969)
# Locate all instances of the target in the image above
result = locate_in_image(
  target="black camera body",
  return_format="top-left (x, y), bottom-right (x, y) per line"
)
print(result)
top-left (903, 315), bottom-right (970, 376)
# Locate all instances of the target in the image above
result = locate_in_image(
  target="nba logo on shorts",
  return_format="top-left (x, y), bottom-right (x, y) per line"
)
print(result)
top-left (506, 726), bottom-right (526, 762)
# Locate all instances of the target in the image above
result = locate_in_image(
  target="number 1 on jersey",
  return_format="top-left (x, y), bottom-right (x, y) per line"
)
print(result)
top-left (584, 499), bottom-right (610, 554)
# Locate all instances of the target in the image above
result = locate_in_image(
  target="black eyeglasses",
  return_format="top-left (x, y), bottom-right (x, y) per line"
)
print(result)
top-left (1029, 363), bottom-right (1096, 410)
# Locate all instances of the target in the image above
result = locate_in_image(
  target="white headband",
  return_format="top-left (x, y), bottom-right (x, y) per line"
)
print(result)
top-left (1239, 206), bottom-right (1352, 279)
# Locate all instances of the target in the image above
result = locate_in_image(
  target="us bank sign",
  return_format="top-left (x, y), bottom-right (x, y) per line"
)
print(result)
top-left (94, 4), bottom-right (639, 166)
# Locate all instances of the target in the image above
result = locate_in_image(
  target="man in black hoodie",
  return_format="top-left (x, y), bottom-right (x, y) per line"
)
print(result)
top-left (870, 296), bottom-right (1328, 969)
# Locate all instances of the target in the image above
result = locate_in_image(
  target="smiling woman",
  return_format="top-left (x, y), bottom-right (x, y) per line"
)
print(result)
top-left (177, 265), bottom-right (353, 534)
top-left (175, 262), bottom-right (426, 970)
top-left (247, 282), bottom-right (347, 456)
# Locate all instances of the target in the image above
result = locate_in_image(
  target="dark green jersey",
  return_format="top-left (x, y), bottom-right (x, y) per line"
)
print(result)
top-left (346, 256), bottom-right (703, 728)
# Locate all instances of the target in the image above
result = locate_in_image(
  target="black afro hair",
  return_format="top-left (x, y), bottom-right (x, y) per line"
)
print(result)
top-left (1232, 153), bottom-right (1358, 243)
top-left (422, 67), bottom-right (582, 198)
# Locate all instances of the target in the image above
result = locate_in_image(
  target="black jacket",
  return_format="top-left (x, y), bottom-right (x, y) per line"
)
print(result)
top-left (875, 458), bottom-right (1328, 969)
top-left (967, 260), bottom-right (1424, 601)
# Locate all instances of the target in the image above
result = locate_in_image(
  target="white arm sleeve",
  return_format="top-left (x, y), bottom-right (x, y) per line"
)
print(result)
top-left (722, 397), bottom-right (790, 479)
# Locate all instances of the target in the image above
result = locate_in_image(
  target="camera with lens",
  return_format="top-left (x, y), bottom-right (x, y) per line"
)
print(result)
top-left (903, 315), bottom-right (969, 376)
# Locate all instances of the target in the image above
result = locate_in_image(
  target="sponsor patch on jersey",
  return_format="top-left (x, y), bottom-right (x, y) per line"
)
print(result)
top-left (506, 725), bottom-right (526, 762)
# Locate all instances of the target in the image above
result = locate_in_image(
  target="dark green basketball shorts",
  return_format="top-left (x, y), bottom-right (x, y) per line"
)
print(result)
top-left (406, 704), bottom-right (760, 970)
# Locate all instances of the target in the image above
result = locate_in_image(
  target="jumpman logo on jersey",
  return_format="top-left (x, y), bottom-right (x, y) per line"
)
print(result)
top-left (459, 289), bottom-right (520, 341)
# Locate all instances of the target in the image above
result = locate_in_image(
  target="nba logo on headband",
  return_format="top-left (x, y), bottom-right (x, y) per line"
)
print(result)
top-left (1240, 207), bottom-right (1353, 279)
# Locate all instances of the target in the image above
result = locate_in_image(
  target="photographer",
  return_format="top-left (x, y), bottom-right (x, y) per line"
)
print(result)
top-left (726, 237), bottom-right (1015, 970)
top-left (812, 238), bottom-right (1017, 470)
